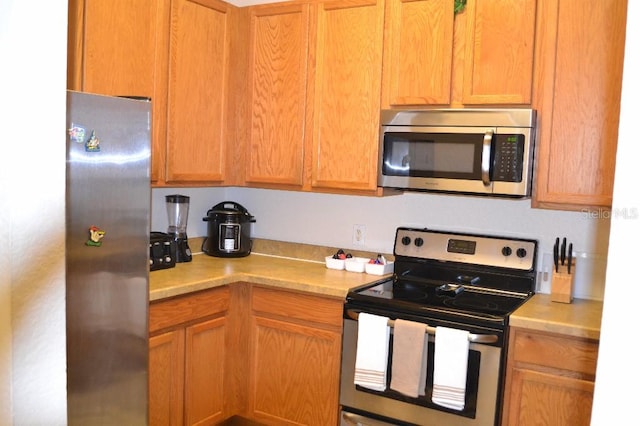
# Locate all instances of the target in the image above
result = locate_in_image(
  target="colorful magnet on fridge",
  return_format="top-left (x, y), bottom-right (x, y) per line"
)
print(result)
top-left (85, 130), bottom-right (101, 152)
top-left (86, 226), bottom-right (106, 247)
top-left (68, 125), bottom-right (86, 144)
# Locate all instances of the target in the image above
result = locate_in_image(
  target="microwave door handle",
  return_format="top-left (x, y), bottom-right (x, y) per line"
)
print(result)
top-left (481, 130), bottom-right (494, 186)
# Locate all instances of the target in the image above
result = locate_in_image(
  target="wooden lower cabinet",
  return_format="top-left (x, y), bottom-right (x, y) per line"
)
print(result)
top-left (149, 287), bottom-right (230, 426)
top-left (150, 329), bottom-right (185, 425)
top-left (149, 284), bottom-right (344, 426)
top-left (247, 286), bottom-right (344, 425)
top-left (502, 327), bottom-right (599, 426)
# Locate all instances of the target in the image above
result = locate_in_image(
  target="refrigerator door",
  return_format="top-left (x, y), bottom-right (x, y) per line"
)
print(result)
top-left (66, 91), bottom-right (150, 425)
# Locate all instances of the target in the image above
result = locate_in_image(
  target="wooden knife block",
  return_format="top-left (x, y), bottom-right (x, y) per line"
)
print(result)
top-left (551, 261), bottom-right (576, 303)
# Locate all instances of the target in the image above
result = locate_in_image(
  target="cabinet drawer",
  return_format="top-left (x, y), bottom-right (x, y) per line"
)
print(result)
top-left (150, 287), bottom-right (230, 333)
top-left (511, 328), bottom-right (598, 376)
top-left (251, 286), bottom-right (343, 328)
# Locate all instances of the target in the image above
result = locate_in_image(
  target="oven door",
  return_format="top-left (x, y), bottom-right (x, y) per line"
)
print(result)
top-left (340, 316), bottom-right (503, 426)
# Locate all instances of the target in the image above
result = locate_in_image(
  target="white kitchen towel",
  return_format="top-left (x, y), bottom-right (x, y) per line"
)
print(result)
top-left (354, 313), bottom-right (390, 392)
top-left (390, 319), bottom-right (428, 397)
top-left (431, 326), bottom-right (470, 411)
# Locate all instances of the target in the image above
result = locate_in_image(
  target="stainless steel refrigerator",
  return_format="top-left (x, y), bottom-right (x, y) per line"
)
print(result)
top-left (66, 91), bottom-right (150, 425)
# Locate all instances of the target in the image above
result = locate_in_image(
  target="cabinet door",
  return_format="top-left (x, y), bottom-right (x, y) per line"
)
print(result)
top-left (249, 316), bottom-right (342, 425)
top-left (149, 329), bottom-right (185, 426)
top-left (533, 0), bottom-right (626, 209)
top-left (309, 0), bottom-right (385, 192)
top-left (246, 3), bottom-right (310, 187)
top-left (184, 317), bottom-right (227, 426)
top-left (382, 0), bottom-right (454, 106)
top-left (166, 0), bottom-right (230, 184)
top-left (460, 0), bottom-right (536, 104)
top-left (506, 368), bottom-right (594, 426)
top-left (69, 0), bottom-right (170, 184)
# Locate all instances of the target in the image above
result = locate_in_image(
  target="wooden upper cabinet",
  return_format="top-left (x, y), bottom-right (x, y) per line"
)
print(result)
top-left (382, 0), bottom-right (537, 107)
top-left (67, 0), bottom-right (170, 184)
top-left (309, 0), bottom-right (385, 192)
top-left (165, 0), bottom-right (231, 184)
top-left (245, 3), bottom-right (310, 187)
top-left (461, 0), bottom-right (536, 104)
top-left (382, 0), bottom-right (455, 106)
top-left (532, 0), bottom-right (627, 209)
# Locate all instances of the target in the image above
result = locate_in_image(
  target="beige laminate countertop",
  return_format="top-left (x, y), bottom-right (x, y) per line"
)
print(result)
top-left (150, 242), bottom-right (604, 341)
top-left (510, 293), bottom-right (603, 340)
top-left (149, 251), bottom-right (387, 302)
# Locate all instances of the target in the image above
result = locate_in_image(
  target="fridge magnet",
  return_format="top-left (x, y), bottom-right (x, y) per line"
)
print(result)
top-left (86, 226), bottom-right (106, 247)
top-left (85, 130), bottom-right (101, 152)
top-left (68, 125), bottom-right (86, 144)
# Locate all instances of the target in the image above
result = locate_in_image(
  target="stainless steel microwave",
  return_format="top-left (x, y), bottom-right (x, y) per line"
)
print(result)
top-left (378, 109), bottom-right (537, 197)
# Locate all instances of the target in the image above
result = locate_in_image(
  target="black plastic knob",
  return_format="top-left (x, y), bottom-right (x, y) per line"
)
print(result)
top-left (516, 248), bottom-right (527, 258)
top-left (414, 237), bottom-right (424, 247)
top-left (401, 236), bottom-right (411, 246)
top-left (501, 246), bottom-right (512, 256)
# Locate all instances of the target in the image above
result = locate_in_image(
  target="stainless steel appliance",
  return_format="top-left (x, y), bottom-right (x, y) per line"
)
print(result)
top-left (340, 227), bottom-right (537, 426)
top-left (66, 91), bottom-right (150, 425)
top-left (202, 201), bottom-right (256, 258)
top-left (166, 194), bottom-right (192, 262)
top-left (378, 109), bottom-right (536, 197)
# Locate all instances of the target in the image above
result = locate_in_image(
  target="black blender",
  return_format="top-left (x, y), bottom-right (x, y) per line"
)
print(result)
top-left (166, 194), bottom-right (192, 262)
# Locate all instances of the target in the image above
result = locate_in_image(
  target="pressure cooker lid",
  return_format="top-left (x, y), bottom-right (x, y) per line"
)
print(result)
top-left (203, 201), bottom-right (255, 222)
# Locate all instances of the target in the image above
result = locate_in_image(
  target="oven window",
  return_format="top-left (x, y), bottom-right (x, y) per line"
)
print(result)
top-left (355, 336), bottom-right (481, 419)
top-left (382, 132), bottom-right (483, 179)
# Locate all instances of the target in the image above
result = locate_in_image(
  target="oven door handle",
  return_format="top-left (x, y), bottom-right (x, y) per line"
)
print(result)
top-left (346, 310), bottom-right (499, 344)
top-left (481, 130), bottom-right (494, 187)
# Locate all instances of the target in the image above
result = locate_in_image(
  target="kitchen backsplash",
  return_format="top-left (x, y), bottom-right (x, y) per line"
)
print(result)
top-left (151, 187), bottom-right (611, 301)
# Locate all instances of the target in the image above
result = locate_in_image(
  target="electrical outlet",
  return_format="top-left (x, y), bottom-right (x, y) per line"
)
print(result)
top-left (353, 224), bottom-right (366, 246)
top-left (537, 252), bottom-right (553, 293)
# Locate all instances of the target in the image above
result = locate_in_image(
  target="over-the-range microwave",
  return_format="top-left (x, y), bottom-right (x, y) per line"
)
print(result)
top-left (378, 108), bottom-right (537, 197)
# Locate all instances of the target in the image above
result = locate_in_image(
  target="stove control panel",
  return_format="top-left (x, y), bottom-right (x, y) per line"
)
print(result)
top-left (394, 228), bottom-right (537, 271)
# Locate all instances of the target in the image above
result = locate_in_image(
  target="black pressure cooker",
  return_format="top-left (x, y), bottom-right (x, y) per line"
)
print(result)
top-left (202, 201), bottom-right (256, 257)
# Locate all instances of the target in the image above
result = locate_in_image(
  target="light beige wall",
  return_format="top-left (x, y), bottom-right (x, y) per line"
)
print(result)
top-left (0, 0), bottom-right (68, 424)
top-left (591, 1), bottom-right (640, 422)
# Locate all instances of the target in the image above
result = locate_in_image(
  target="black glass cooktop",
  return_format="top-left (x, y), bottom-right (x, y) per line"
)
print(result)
top-left (347, 277), bottom-right (531, 326)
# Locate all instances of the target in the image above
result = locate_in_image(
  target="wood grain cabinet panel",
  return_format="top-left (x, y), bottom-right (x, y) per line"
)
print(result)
top-left (165, 0), bottom-right (231, 184)
top-left (243, 0), bottom-right (385, 194)
top-left (149, 329), bottom-right (185, 426)
top-left (67, 0), bottom-right (170, 184)
top-left (382, 0), bottom-right (455, 106)
top-left (532, 0), bottom-right (627, 209)
top-left (461, 0), bottom-right (536, 105)
top-left (149, 287), bottom-right (230, 426)
top-left (184, 317), bottom-right (227, 425)
top-left (245, 3), bottom-right (310, 187)
top-left (382, 0), bottom-right (536, 107)
top-left (310, 0), bottom-right (385, 192)
top-left (248, 286), bottom-right (344, 425)
top-left (502, 327), bottom-right (599, 426)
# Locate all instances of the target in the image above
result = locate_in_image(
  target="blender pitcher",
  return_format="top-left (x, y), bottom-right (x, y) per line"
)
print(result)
top-left (166, 194), bottom-right (192, 262)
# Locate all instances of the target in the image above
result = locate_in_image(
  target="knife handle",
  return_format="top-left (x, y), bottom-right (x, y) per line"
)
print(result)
top-left (567, 243), bottom-right (573, 274)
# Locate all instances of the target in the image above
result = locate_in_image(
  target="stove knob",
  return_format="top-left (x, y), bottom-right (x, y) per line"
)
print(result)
top-left (501, 246), bottom-right (512, 256)
top-left (414, 237), bottom-right (424, 247)
top-left (517, 248), bottom-right (527, 258)
top-left (401, 236), bottom-right (411, 246)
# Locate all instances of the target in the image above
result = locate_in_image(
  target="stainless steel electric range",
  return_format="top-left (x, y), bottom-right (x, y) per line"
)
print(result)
top-left (340, 227), bottom-right (537, 426)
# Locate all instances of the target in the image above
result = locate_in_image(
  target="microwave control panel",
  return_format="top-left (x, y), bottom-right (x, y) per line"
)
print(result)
top-left (491, 134), bottom-right (524, 182)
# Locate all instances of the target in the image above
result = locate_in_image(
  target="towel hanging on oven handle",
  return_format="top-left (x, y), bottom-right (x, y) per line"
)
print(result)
top-left (346, 310), bottom-right (498, 344)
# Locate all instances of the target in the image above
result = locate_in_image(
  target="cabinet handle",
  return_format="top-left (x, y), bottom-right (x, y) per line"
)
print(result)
top-left (346, 310), bottom-right (498, 344)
